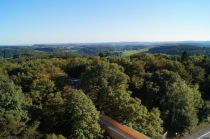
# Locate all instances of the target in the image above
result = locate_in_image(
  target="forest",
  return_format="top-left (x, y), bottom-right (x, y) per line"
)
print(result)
top-left (148, 45), bottom-right (210, 55)
top-left (1, 42), bottom-right (210, 58)
top-left (0, 50), bottom-right (210, 139)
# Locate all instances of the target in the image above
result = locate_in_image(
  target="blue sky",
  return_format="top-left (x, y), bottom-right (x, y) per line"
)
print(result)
top-left (0, 0), bottom-right (210, 45)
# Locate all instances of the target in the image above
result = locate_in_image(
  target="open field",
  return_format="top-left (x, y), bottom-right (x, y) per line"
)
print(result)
top-left (120, 48), bottom-right (149, 56)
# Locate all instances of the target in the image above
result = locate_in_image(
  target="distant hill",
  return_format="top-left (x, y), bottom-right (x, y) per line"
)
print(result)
top-left (1, 41), bottom-right (210, 57)
top-left (0, 47), bottom-right (79, 59)
top-left (148, 45), bottom-right (210, 55)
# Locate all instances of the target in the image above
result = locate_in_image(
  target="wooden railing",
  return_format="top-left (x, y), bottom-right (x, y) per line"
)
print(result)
top-left (100, 114), bottom-right (150, 139)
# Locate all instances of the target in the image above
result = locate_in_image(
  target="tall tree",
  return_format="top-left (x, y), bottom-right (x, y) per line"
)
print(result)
top-left (64, 88), bottom-right (102, 139)
top-left (181, 50), bottom-right (189, 62)
top-left (140, 70), bottom-right (203, 133)
top-left (41, 88), bottom-right (102, 139)
top-left (0, 74), bottom-right (31, 138)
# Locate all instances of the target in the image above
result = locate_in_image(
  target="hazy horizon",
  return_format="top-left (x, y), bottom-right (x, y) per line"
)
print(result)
top-left (1, 0), bottom-right (210, 45)
top-left (1, 40), bottom-right (210, 46)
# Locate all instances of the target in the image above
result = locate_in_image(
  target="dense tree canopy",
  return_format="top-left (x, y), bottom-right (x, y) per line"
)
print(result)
top-left (81, 60), bottom-right (163, 138)
top-left (0, 52), bottom-right (210, 138)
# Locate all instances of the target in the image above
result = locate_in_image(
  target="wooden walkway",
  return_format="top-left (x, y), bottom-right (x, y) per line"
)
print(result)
top-left (100, 114), bottom-right (151, 139)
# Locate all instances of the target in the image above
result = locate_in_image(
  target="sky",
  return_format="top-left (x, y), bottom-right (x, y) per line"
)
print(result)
top-left (0, 0), bottom-right (210, 45)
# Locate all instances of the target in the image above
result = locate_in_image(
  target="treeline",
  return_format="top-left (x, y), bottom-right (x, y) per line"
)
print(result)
top-left (0, 52), bottom-right (210, 138)
top-left (0, 44), bottom-right (147, 58)
top-left (3, 44), bottom-right (210, 58)
top-left (149, 45), bottom-right (210, 55)
top-left (0, 47), bottom-right (79, 59)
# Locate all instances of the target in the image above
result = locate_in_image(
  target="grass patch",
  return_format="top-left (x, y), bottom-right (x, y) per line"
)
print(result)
top-left (120, 48), bottom-right (149, 56)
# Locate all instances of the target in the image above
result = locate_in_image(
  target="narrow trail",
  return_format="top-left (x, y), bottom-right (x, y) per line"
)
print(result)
top-left (183, 125), bottom-right (210, 139)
